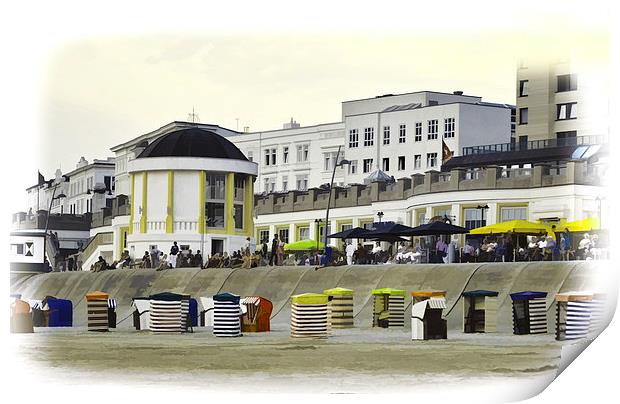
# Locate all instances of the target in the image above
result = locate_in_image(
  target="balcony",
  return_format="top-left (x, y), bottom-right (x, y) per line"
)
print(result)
top-left (462, 135), bottom-right (606, 156)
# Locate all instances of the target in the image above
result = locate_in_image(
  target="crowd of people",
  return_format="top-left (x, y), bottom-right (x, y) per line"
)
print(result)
top-left (85, 227), bottom-right (605, 273)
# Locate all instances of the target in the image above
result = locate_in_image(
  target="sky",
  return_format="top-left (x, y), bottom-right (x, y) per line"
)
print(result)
top-left (3, 0), bottom-right (610, 214)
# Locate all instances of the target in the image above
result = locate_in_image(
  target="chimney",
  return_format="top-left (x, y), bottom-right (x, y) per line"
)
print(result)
top-left (453, 91), bottom-right (464, 95)
top-left (283, 118), bottom-right (300, 129)
top-left (243, 126), bottom-right (250, 133)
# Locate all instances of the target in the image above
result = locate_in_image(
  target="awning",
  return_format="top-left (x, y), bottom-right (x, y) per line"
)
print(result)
top-left (469, 220), bottom-right (554, 235)
top-left (323, 287), bottom-right (354, 296)
top-left (372, 288), bottom-right (406, 296)
top-left (462, 290), bottom-right (499, 298)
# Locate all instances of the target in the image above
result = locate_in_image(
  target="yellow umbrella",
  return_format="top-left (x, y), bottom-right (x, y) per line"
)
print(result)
top-left (562, 217), bottom-right (600, 232)
top-left (470, 220), bottom-right (555, 235)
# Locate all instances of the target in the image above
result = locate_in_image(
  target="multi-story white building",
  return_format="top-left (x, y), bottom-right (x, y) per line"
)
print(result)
top-left (232, 91), bottom-right (513, 193)
top-left (24, 157), bottom-right (115, 216)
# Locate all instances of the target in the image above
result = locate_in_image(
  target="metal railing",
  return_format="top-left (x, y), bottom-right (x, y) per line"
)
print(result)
top-left (462, 135), bottom-right (607, 155)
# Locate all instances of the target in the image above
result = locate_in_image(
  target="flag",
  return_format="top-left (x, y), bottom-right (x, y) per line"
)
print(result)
top-left (38, 171), bottom-right (45, 186)
top-left (442, 141), bottom-right (454, 162)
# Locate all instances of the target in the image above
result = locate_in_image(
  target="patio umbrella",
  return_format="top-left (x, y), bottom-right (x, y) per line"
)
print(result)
top-left (469, 220), bottom-right (554, 235)
top-left (284, 239), bottom-right (325, 252)
top-left (361, 222), bottom-right (418, 238)
top-left (562, 217), bottom-right (600, 232)
top-left (408, 221), bottom-right (469, 236)
top-left (327, 227), bottom-right (368, 239)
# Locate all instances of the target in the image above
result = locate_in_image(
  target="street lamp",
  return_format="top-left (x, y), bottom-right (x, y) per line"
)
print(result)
top-left (324, 145), bottom-right (351, 258)
top-left (377, 211), bottom-right (384, 223)
top-left (595, 196), bottom-right (602, 229)
top-left (476, 204), bottom-right (489, 227)
top-left (314, 218), bottom-right (322, 251)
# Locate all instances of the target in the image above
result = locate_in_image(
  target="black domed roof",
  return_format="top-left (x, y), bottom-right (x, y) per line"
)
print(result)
top-left (137, 128), bottom-right (248, 161)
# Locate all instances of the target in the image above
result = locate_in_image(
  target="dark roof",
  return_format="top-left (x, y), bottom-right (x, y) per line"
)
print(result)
top-left (463, 290), bottom-right (499, 298)
top-left (442, 145), bottom-right (581, 171)
top-left (510, 291), bottom-right (547, 301)
top-left (138, 128), bottom-right (248, 161)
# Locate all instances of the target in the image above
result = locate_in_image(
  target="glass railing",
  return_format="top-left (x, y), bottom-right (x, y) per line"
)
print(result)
top-left (462, 135), bottom-right (607, 155)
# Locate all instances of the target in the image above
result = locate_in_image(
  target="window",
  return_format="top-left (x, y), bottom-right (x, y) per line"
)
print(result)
top-left (278, 228), bottom-right (289, 244)
top-left (283, 147), bottom-right (289, 163)
top-left (298, 226), bottom-right (310, 241)
top-left (206, 174), bottom-right (226, 228)
top-left (271, 149), bottom-right (276, 165)
top-left (247, 151), bottom-right (253, 162)
top-left (557, 103), bottom-right (577, 120)
top-left (233, 174), bottom-right (245, 230)
top-left (557, 74), bottom-right (577, 92)
top-left (234, 174), bottom-right (245, 201)
top-left (363, 127), bottom-right (374, 146)
top-left (323, 151), bottom-right (338, 171)
top-left (444, 118), bottom-right (455, 138)
top-left (383, 126), bottom-right (390, 145)
top-left (297, 144), bottom-right (309, 162)
top-left (296, 175), bottom-right (308, 191)
top-left (206, 174), bottom-right (226, 200)
top-left (363, 158), bottom-right (373, 173)
top-left (234, 204), bottom-right (244, 229)
top-left (259, 229), bottom-right (270, 244)
top-left (427, 120), bottom-right (438, 140)
top-left (501, 207), bottom-right (527, 222)
top-left (519, 108), bottom-right (528, 124)
top-left (414, 154), bottom-right (421, 169)
top-left (398, 156), bottom-right (405, 171)
top-left (282, 176), bottom-right (288, 192)
top-left (348, 129), bottom-right (359, 148)
top-left (556, 131), bottom-right (577, 146)
top-left (428, 100), bottom-right (439, 106)
top-left (399, 124), bottom-right (406, 143)
top-left (427, 152), bottom-right (437, 168)
top-left (264, 149), bottom-right (270, 165)
top-left (264, 178), bottom-right (270, 192)
top-left (416, 211), bottom-right (426, 226)
top-left (348, 160), bottom-right (358, 175)
top-left (519, 80), bottom-right (529, 97)
top-left (415, 122), bottom-right (422, 142)
top-left (382, 158), bottom-right (390, 172)
top-left (464, 208), bottom-right (485, 230)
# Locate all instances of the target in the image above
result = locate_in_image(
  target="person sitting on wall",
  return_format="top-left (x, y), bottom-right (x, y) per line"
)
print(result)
top-left (355, 243), bottom-right (367, 264)
top-left (140, 251), bottom-right (151, 268)
top-left (156, 254), bottom-right (168, 271)
top-left (91, 256), bottom-right (108, 272)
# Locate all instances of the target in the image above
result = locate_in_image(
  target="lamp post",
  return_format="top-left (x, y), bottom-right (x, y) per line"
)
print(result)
top-left (595, 196), bottom-right (602, 229)
top-left (43, 177), bottom-right (66, 271)
top-left (314, 218), bottom-right (322, 251)
top-left (377, 211), bottom-right (384, 223)
top-left (324, 145), bottom-right (350, 256)
top-left (476, 204), bottom-right (489, 227)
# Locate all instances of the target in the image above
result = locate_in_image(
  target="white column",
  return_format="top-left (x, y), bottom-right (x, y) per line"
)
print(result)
top-left (487, 203), bottom-right (498, 225)
top-left (451, 203), bottom-right (461, 226)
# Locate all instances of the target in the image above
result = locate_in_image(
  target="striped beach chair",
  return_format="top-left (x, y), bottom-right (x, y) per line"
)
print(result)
top-left (510, 291), bottom-right (548, 335)
top-left (213, 293), bottom-right (242, 337)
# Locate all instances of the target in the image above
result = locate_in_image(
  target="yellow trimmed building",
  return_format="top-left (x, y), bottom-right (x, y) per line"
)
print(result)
top-left (109, 127), bottom-right (257, 262)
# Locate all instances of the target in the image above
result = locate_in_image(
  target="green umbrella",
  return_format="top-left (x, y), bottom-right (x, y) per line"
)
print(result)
top-left (284, 239), bottom-right (325, 252)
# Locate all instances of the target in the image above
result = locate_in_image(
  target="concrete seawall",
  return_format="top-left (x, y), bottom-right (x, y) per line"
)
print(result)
top-left (11, 262), bottom-right (609, 332)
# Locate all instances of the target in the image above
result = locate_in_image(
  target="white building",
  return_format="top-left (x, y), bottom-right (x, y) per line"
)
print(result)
top-left (232, 91), bottom-right (513, 193)
top-left (24, 157), bottom-right (115, 216)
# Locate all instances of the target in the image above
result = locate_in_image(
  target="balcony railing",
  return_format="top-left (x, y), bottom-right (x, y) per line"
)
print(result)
top-left (462, 135), bottom-right (607, 155)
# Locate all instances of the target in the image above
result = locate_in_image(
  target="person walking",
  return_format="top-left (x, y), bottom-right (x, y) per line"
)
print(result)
top-left (269, 234), bottom-right (279, 266)
top-left (435, 237), bottom-right (448, 263)
top-left (169, 241), bottom-right (179, 268)
top-left (276, 239), bottom-right (285, 266)
top-left (345, 241), bottom-right (355, 265)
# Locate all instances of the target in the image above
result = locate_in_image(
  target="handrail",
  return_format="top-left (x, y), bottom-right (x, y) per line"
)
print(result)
top-left (462, 135), bottom-right (607, 156)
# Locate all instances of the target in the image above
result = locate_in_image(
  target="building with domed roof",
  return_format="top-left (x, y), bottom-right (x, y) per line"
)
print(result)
top-left (83, 125), bottom-right (258, 267)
